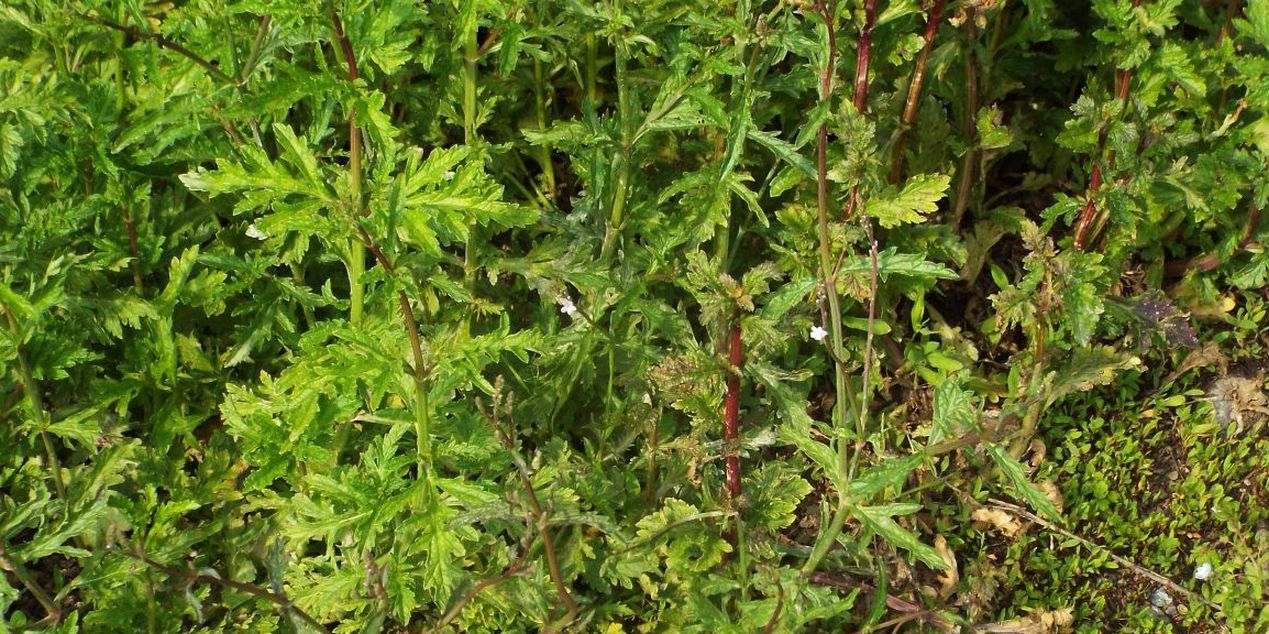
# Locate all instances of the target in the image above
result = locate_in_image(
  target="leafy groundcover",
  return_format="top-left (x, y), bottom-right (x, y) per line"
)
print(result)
top-left (2, 0), bottom-right (1267, 632)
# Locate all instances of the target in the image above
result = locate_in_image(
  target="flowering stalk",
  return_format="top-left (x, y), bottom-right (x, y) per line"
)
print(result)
top-left (803, 0), bottom-right (847, 576)
top-left (1073, 0), bottom-right (1144, 251)
top-left (889, 0), bottom-right (946, 184)
top-left (803, 0), bottom-right (883, 577)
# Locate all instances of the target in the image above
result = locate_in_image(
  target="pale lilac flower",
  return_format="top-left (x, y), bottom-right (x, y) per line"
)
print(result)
top-left (559, 297), bottom-right (577, 317)
top-left (810, 325), bottom-right (828, 341)
top-left (1193, 562), bottom-right (1212, 581)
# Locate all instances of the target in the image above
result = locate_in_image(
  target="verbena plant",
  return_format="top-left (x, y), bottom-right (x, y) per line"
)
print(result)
top-left (1, 0), bottom-right (1266, 631)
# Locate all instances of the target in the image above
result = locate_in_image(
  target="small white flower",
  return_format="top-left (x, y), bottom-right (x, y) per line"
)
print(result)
top-left (442, 170), bottom-right (456, 181)
top-left (810, 325), bottom-right (828, 341)
top-left (1193, 562), bottom-right (1212, 581)
top-left (245, 223), bottom-right (269, 240)
top-left (559, 297), bottom-right (577, 317)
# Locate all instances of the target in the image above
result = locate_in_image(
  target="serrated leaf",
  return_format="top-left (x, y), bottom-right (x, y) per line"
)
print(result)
top-left (853, 504), bottom-right (946, 569)
top-left (931, 376), bottom-right (975, 445)
top-left (867, 174), bottom-right (951, 228)
top-left (847, 454), bottom-right (922, 501)
top-left (986, 445), bottom-right (1062, 521)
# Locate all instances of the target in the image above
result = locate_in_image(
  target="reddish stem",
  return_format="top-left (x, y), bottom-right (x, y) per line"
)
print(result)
top-left (839, 0), bottom-right (879, 221)
top-left (852, 0), bottom-right (879, 113)
top-left (1073, 0), bottom-right (1143, 251)
top-left (723, 313), bottom-right (743, 499)
top-left (889, 0), bottom-right (945, 184)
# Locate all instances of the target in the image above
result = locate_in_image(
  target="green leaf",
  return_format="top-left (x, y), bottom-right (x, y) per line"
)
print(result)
top-left (930, 376), bottom-right (975, 445)
top-left (987, 445), bottom-right (1062, 521)
top-left (866, 174), bottom-right (951, 228)
top-left (847, 454), bottom-right (922, 501)
top-left (852, 504), bottom-right (946, 569)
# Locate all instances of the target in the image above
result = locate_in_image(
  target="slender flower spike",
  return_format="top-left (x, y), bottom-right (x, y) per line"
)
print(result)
top-left (810, 325), bottom-right (828, 341)
top-left (1194, 562), bottom-right (1212, 581)
top-left (559, 296), bottom-right (577, 317)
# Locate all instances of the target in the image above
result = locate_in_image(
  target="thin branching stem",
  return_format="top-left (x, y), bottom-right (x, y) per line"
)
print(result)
top-left (241, 15), bottom-right (272, 82)
top-left (1165, 205), bottom-right (1262, 277)
top-left (986, 499), bottom-right (1224, 614)
top-left (123, 200), bottom-right (144, 291)
top-left (806, 571), bottom-right (955, 629)
top-left (112, 546), bottom-right (328, 632)
top-left (854, 221), bottom-right (880, 475)
top-left (723, 311), bottom-right (744, 500)
top-left (485, 398), bottom-right (579, 628)
top-left (80, 14), bottom-right (238, 85)
top-left (427, 535), bottom-right (535, 633)
top-left (331, 12), bottom-right (432, 466)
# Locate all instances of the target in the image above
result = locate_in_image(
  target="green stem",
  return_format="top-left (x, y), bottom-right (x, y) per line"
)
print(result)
top-left (950, 11), bottom-right (979, 228)
top-left (601, 31), bottom-right (632, 261)
top-left (462, 11), bottom-right (480, 327)
top-left (331, 13), bottom-right (366, 327)
top-left (585, 34), bottom-right (598, 104)
top-left (463, 22), bottom-right (478, 145)
top-left (0, 540), bottom-right (61, 623)
top-left (533, 58), bottom-right (556, 199)
top-left (802, 496), bottom-right (850, 574)
top-left (4, 309), bottom-right (66, 501)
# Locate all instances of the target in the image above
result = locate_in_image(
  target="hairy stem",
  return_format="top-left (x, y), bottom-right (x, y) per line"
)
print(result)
top-left (1165, 204), bottom-right (1262, 277)
top-left (856, 221), bottom-right (880, 466)
top-left (601, 32), bottom-right (632, 261)
top-left (240, 15), bottom-right (272, 82)
top-left (889, 0), bottom-right (945, 184)
top-left (533, 58), bottom-right (557, 199)
top-left (851, 0), bottom-right (879, 113)
top-left (462, 9), bottom-right (480, 322)
top-left (427, 537), bottom-right (534, 633)
top-left (333, 13), bottom-right (432, 467)
top-left (353, 225), bottom-right (434, 467)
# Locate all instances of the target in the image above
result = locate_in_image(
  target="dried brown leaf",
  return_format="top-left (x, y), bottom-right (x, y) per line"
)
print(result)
top-left (935, 535), bottom-right (959, 598)
top-left (975, 607), bottom-right (1074, 633)
top-left (971, 507), bottom-right (1023, 538)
